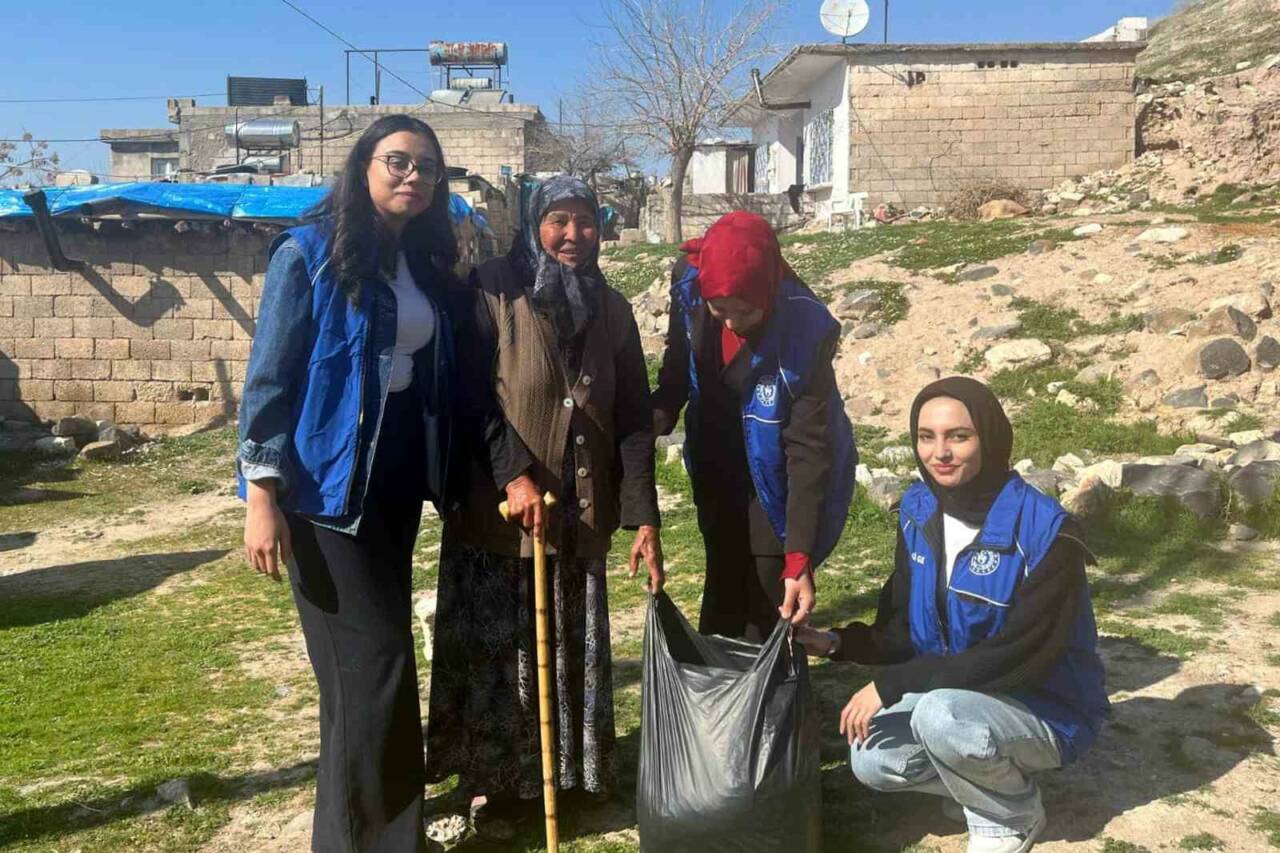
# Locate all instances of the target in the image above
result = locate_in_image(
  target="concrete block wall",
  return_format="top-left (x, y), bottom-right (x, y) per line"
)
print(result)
top-left (0, 223), bottom-right (270, 428)
top-left (847, 49), bottom-right (1140, 208)
top-left (642, 191), bottom-right (804, 241)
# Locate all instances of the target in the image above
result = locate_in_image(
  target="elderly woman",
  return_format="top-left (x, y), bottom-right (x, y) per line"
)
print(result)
top-left (425, 175), bottom-right (663, 835)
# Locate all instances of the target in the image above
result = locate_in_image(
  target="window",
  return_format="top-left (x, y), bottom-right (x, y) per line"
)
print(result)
top-left (151, 157), bottom-right (179, 178)
top-left (804, 109), bottom-right (834, 186)
top-left (754, 143), bottom-right (771, 193)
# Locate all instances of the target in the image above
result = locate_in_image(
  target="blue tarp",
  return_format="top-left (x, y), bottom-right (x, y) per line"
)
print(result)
top-left (0, 182), bottom-right (477, 226)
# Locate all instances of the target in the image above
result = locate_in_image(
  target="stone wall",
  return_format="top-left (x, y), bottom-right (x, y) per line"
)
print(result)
top-left (641, 191), bottom-right (804, 241)
top-left (0, 222), bottom-right (268, 428)
top-left (178, 102), bottom-right (549, 184)
top-left (847, 46), bottom-right (1141, 208)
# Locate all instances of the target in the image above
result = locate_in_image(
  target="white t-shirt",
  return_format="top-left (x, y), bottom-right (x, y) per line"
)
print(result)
top-left (387, 251), bottom-right (436, 393)
top-left (942, 513), bottom-right (982, 584)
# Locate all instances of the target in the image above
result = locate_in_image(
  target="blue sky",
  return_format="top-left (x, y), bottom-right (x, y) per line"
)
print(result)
top-left (2, 0), bottom-right (1177, 177)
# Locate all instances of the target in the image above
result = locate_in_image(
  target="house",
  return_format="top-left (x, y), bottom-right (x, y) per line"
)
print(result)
top-left (726, 40), bottom-right (1145, 217)
top-left (689, 139), bottom-right (759, 194)
top-left (101, 128), bottom-right (181, 181)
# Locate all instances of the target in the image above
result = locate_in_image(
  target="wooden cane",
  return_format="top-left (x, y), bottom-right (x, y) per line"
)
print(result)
top-left (498, 491), bottom-right (559, 853)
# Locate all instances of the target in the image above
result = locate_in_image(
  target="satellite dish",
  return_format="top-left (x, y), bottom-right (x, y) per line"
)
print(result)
top-left (820, 0), bottom-right (871, 41)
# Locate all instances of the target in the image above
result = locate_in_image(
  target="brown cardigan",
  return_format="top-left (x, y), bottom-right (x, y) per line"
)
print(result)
top-left (445, 256), bottom-right (660, 558)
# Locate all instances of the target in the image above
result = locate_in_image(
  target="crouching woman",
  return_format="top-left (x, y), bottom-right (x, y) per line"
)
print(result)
top-left (798, 377), bottom-right (1109, 853)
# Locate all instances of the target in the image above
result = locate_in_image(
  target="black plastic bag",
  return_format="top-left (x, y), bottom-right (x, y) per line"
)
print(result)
top-left (636, 593), bottom-right (822, 852)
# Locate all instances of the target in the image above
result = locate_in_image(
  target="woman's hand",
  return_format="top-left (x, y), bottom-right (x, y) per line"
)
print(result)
top-left (839, 682), bottom-right (884, 746)
top-left (795, 625), bottom-right (837, 657)
top-left (504, 474), bottom-right (545, 540)
top-left (245, 480), bottom-right (291, 582)
top-left (629, 525), bottom-right (665, 594)
top-left (779, 570), bottom-right (816, 625)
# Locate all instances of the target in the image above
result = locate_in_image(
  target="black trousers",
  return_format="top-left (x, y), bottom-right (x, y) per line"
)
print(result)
top-left (286, 389), bottom-right (429, 853)
top-left (695, 498), bottom-right (785, 642)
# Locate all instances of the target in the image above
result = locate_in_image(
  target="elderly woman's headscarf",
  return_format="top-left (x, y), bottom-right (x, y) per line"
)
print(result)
top-left (511, 174), bottom-right (604, 345)
top-left (909, 376), bottom-right (1015, 526)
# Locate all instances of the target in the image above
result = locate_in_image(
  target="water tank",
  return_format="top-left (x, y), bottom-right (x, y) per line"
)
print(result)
top-left (429, 41), bottom-right (508, 66)
top-left (448, 77), bottom-right (495, 90)
top-left (225, 119), bottom-right (302, 150)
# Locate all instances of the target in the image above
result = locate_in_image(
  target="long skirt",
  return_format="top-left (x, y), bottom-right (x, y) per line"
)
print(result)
top-left (424, 539), bottom-right (617, 800)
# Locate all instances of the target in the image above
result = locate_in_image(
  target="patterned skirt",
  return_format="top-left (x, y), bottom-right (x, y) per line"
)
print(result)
top-left (424, 540), bottom-right (617, 799)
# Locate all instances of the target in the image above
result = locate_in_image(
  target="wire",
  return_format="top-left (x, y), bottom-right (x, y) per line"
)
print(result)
top-left (0, 92), bottom-right (224, 105)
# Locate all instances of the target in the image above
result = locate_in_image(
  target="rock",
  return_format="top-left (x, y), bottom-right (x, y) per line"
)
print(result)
top-left (1078, 460), bottom-right (1126, 489)
top-left (1052, 453), bottom-right (1087, 474)
top-left (1013, 458), bottom-right (1035, 474)
top-left (1061, 476), bottom-right (1114, 518)
top-left (1121, 463), bottom-right (1223, 517)
top-left (855, 463), bottom-right (873, 486)
top-left (1211, 291), bottom-right (1272, 321)
top-left (845, 397), bottom-right (876, 419)
top-left (1022, 469), bottom-right (1065, 496)
top-left (852, 322), bottom-right (881, 339)
top-left (1143, 307), bottom-right (1196, 333)
top-left (990, 283), bottom-right (1015, 297)
top-left (1066, 336), bottom-right (1107, 357)
top-left (832, 288), bottom-right (882, 320)
top-left (1056, 389), bottom-right (1099, 412)
top-left (971, 322), bottom-right (1022, 341)
top-left (80, 440), bottom-right (122, 461)
top-left (1210, 394), bottom-right (1240, 408)
top-left (978, 199), bottom-right (1029, 221)
top-left (1187, 338), bottom-right (1252, 380)
top-left (1163, 386), bottom-right (1208, 408)
top-left (1075, 362), bottom-right (1118, 384)
top-left (1093, 273), bottom-right (1115, 286)
top-left (1227, 460), bottom-right (1280, 509)
top-left (858, 352), bottom-right (873, 366)
top-left (665, 444), bottom-right (684, 465)
top-left (1071, 206), bottom-right (1095, 217)
top-left (1136, 226), bottom-right (1190, 243)
top-left (95, 422), bottom-right (137, 452)
top-left (1176, 443), bottom-right (1225, 462)
top-left (156, 778), bottom-right (194, 810)
top-left (984, 339), bottom-right (1052, 372)
top-left (956, 264), bottom-right (999, 282)
top-left (1229, 523), bottom-right (1259, 541)
top-left (284, 809), bottom-right (314, 835)
top-left (1027, 239), bottom-right (1056, 256)
top-left (1228, 429), bottom-right (1267, 447)
top-left (1059, 191), bottom-right (1085, 203)
top-left (865, 477), bottom-right (907, 510)
top-left (1128, 369), bottom-right (1161, 389)
top-left (1181, 735), bottom-right (1239, 767)
top-left (1072, 223), bottom-right (1104, 237)
top-left (1186, 306), bottom-right (1257, 342)
top-left (426, 814), bottom-right (469, 846)
top-left (52, 416), bottom-right (97, 438)
top-left (1255, 336), bottom-right (1280, 371)
top-left (34, 436), bottom-right (77, 455)
top-left (656, 431), bottom-right (685, 449)
top-left (879, 445), bottom-right (914, 466)
top-left (1228, 440), bottom-right (1280, 466)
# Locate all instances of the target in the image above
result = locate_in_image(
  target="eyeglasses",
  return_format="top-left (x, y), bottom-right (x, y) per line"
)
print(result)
top-left (372, 153), bottom-right (443, 183)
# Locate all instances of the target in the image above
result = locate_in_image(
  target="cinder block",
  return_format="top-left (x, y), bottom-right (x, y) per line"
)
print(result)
top-left (154, 401), bottom-right (196, 425)
top-left (130, 339), bottom-right (171, 360)
top-left (172, 298), bottom-right (214, 321)
top-left (54, 380), bottom-right (94, 402)
top-left (14, 296), bottom-right (53, 319)
top-left (95, 339), bottom-right (131, 360)
top-left (152, 319), bottom-right (194, 341)
top-left (30, 274), bottom-right (73, 296)
top-left (0, 275), bottom-right (32, 296)
top-left (134, 381), bottom-right (176, 403)
top-left (32, 401), bottom-right (77, 420)
top-left (152, 361), bottom-right (192, 382)
top-left (193, 319), bottom-right (234, 340)
top-left (73, 317), bottom-right (115, 338)
top-left (13, 339), bottom-right (54, 359)
top-left (170, 340), bottom-right (211, 360)
top-left (17, 378), bottom-right (55, 402)
top-left (113, 360), bottom-right (151, 381)
top-left (114, 318), bottom-right (154, 340)
top-left (115, 401), bottom-right (156, 424)
top-left (71, 360), bottom-right (111, 380)
top-left (29, 359), bottom-right (71, 380)
top-left (94, 381), bottom-right (137, 403)
top-left (55, 338), bottom-right (95, 359)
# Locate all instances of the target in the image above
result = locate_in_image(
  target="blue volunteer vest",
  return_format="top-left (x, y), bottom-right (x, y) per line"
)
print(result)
top-left (672, 264), bottom-right (857, 567)
top-left (898, 474), bottom-right (1110, 763)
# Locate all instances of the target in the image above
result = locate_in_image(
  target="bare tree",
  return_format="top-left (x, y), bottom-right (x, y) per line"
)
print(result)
top-left (594, 0), bottom-right (786, 242)
top-left (1, 133), bottom-right (60, 185)
top-left (528, 96), bottom-right (639, 186)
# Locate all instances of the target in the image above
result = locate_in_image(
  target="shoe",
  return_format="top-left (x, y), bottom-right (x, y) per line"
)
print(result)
top-left (942, 799), bottom-right (966, 824)
top-left (965, 808), bottom-right (1046, 853)
top-left (469, 794), bottom-right (528, 842)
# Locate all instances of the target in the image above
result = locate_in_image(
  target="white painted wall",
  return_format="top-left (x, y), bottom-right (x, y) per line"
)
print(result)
top-left (689, 147), bottom-right (728, 194)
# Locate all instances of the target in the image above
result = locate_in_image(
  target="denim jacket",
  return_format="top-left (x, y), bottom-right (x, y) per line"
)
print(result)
top-left (236, 222), bottom-right (454, 533)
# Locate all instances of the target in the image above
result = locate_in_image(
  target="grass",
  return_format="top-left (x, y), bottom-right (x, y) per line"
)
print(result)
top-left (599, 242), bottom-right (680, 300)
top-left (1253, 808), bottom-right (1280, 848)
top-left (1009, 297), bottom-right (1143, 342)
top-left (1148, 592), bottom-right (1228, 630)
top-left (1011, 399), bottom-right (1189, 468)
top-left (1177, 832), bottom-right (1225, 850)
top-left (828, 278), bottom-right (910, 326)
top-left (1147, 183), bottom-right (1280, 225)
top-left (1101, 840), bottom-right (1152, 853)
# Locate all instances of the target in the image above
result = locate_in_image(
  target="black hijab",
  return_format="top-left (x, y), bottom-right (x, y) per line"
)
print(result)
top-left (909, 376), bottom-right (1015, 526)
top-left (509, 174), bottom-right (605, 346)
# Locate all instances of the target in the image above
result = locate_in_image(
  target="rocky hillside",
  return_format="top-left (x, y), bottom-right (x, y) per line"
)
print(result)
top-left (1138, 0), bottom-right (1280, 82)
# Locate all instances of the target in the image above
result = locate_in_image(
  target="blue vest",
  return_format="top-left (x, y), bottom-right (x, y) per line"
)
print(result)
top-left (238, 223), bottom-right (453, 521)
top-left (899, 475), bottom-right (1110, 763)
top-left (672, 264), bottom-right (857, 567)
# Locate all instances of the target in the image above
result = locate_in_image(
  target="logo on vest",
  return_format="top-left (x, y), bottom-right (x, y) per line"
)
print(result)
top-left (755, 375), bottom-right (778, 407)
top-left (969, 549), bottom-right (1001, 576)
top-left (910, 552), bottom-right (926, 565)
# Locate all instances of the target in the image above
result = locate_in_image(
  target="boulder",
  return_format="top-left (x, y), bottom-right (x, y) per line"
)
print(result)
top-left (1186, 306), bottom-right (1257, 342)
top-left (1163, 386), bottom-right (1208, 408)
top-left (1061, 475), bottom-right (1114, 518)
top-left (1227, 440), bottom-right (1280, 466)
top-left (1254, 336), bottom-right (1280, 371)
top-left (52, 416), bottom-right (97, 438)
top-left (956, 264), bottom-right (1000, 282)
top-left (1228, 429), bottom-right (1267, 447)
top-left (1059, 191), bottom-right (1086, 203)
top-left (971, 322), bottom-right (1022, 341)
top-left (1065, 336), bottom-right (1107, 357)
top-left (80, 440), bottom-right (122, 461)
top-left (865, 477), bottom-right (907, 510)
top-left (852, 322), bottom-right (881, 339)
top-left (1185, 338), bottom-right (1251, 380)
top-left (655, 431), bottom-right (685, 449)
top-left (1229, 523), bottom-right (1259, 541)
top-left (1128, 369), bottom-right (1161, 390)
top-left (34, 436), bottom-right (77, 455)
top-left (1056, 389), bottom-right (1099, 412)
top-left (879, 445), bottom-right (915, 466)
top-left (1052, 453), bottom-right (1087, 474)
top-left (1210, 291), bottom-right (1272, 321)
top-left (95, 422), bottom-right (137, 452)
top-left (1121, 463), bottom-right (1223, 517)
top-left (978, 199), bottom-right (1029, 221)
top-left (832, 289), bottom-right (882, 320)
top-left (1136, 226), bottom-right (1190, 243)
top-left (1143, 307), bottom-right (1196, 333)
top-left (1027, 239), bottom-right (1057, 256)
top-left (1077, 459), bottom-right (1126, 489)
top-left (1072, 223), bottom-right (1104, 237)
top-left (1022, 469), bottom-right (1065, 496)
top-left (1075, 362), bottom-right (1118, 384)
top-left (984, 339), bottom-right (1052, 372)
top-left (1227, 460), bottom-right (1280, 508)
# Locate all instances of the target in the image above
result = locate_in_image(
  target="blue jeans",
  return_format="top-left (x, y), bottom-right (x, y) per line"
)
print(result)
top-left (850, 690), bottom-right (1062, 838)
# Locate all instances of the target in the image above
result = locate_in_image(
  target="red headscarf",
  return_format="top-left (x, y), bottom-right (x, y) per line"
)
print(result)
top-left (680, 211), bottom-right (792, 365)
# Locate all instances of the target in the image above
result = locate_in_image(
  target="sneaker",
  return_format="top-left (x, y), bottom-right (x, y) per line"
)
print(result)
top-left (942, 799), bottom-right (966, 824)
top-left (965, 808), bottom-right (1046, 853)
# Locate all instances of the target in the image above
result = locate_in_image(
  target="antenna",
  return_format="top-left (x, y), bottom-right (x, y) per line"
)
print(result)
top-left (819, 0), bottom-right (871, 43)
